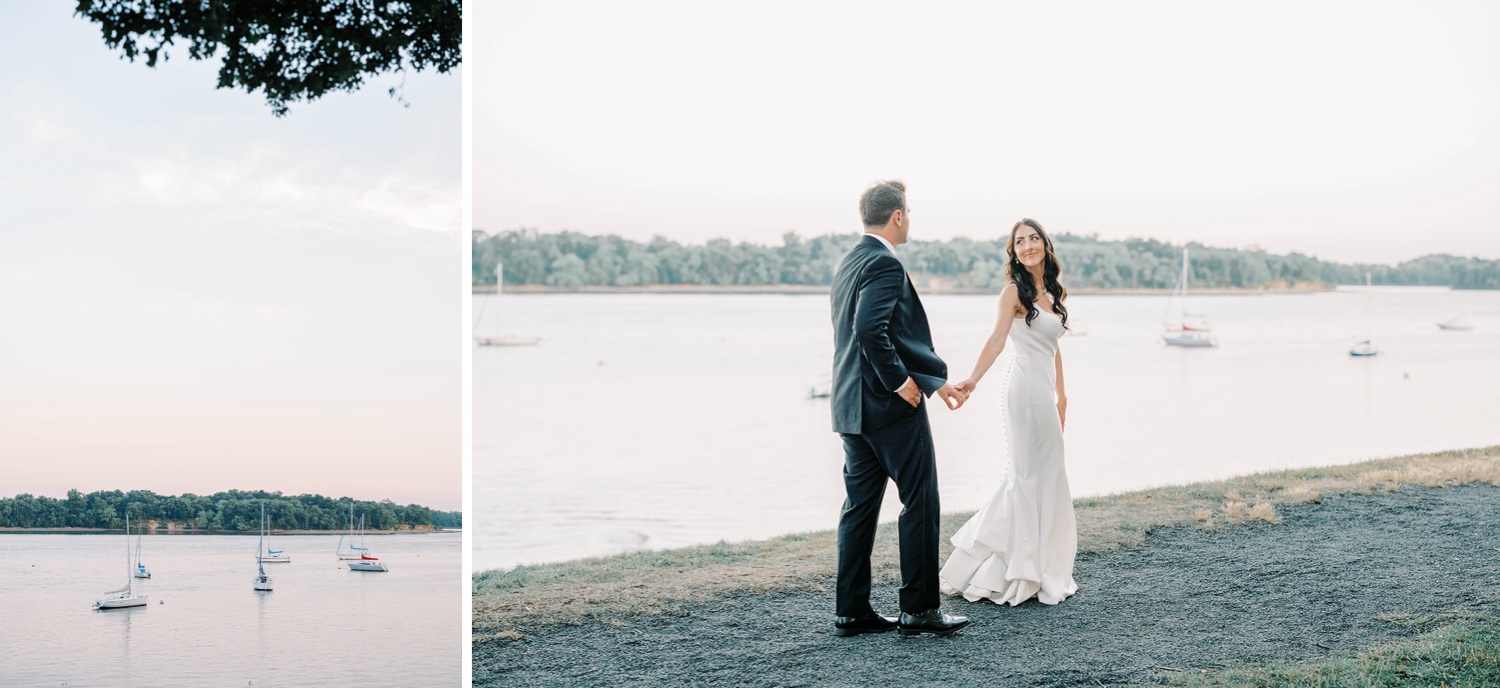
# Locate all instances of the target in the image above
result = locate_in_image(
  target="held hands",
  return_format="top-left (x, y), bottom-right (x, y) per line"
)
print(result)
top-left (936, 383), bottom-right (967, 410)
top-left (955, 377), bottom-right (977, 396)
top-left (896, 377), bottom-right (969, 410)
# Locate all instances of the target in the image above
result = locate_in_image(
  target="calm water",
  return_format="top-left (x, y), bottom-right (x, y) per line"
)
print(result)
top-left (1, 532), bottom-right (460, 687)
top-left (475, 289), bottom-right (1500, 572)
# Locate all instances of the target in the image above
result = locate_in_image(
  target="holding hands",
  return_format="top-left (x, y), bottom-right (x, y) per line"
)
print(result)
top-left (896, 377), bottom-right (969, 410)
top-left (936, 383), bottom-right (967, 410)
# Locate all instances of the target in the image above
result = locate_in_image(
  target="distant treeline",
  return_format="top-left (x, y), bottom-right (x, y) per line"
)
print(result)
top-left (474, 229), bottom-right (1500, 290)
top-left (0, 489), bottom-right (463, 531)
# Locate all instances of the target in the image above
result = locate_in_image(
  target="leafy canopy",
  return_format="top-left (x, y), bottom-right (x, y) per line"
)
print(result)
top-left (75, 0), bottom-right (462, 116)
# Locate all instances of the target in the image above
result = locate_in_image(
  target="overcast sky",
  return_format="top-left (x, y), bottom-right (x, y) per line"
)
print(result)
top-left (0, 4), bottom-right (460, 510)
top-left (476, 0), bottom-right (1500, 265)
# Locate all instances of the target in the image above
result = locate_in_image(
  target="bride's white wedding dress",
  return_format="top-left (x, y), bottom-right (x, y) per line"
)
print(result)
top-left (940, 308), bottom-right (1078, 606)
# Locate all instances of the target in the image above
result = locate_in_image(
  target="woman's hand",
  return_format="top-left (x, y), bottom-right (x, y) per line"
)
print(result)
top-left (1056, 395), bottom-right (1067, 431)
top-left (956, 377), bottom-right (978, 396)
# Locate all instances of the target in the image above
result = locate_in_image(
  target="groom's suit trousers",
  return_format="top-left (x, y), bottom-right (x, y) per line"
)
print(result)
top-left (836, 404), bottom-right (940, 617)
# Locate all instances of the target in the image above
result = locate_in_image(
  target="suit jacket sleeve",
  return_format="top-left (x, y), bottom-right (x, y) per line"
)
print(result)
top-left (853, 256), bottom-right (911, 393)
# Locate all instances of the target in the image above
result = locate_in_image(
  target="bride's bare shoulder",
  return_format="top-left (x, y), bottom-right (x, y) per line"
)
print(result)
top-left (997, 284), bottom-right (1020, 312)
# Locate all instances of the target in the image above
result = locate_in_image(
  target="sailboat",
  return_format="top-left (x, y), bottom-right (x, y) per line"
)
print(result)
top-left (1162, 247), bottom-right (1218, 348)
top-left (346, 513), bottom-right (389, 572)
top-left (807, 374), bottom-right (832, 399)
top-left (132, 517), bottom-right (151, 578)
top-left (336, 503), bottom-right (366, 560)
top-left (1437, 317), bottom-right (1474, 331)
top-left (475, 262), bottom-right (540, 347)
top-left (252, 504), bottom-right (274, 591)
top-left (1350, 272), bottom-right (1379, 357)
top-left (257, 507), bottom-right (291, 563)
top-left (94, 513), bottom-right (149, 609)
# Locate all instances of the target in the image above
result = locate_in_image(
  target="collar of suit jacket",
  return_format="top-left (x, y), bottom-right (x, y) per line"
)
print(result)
top-left (863, 233), bottom-right (896, 254)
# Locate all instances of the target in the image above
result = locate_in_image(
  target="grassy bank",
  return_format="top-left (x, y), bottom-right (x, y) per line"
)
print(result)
top-left (474, 446), bottom-right (1500, 641)
top-left (1169, 607), bottom-right (1500, 687)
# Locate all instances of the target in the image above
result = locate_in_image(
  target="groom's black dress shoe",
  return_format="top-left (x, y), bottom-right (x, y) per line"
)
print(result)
top-left (897, 609), bottom-right (971, 637)
top-left (834, 611), bottom-right (899, 637)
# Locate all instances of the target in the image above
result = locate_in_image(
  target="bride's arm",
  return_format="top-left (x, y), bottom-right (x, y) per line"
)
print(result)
top-left (1054, 348), bottom-right (1067, 430)
top-left (958, 285), bottom-right (1019, 393)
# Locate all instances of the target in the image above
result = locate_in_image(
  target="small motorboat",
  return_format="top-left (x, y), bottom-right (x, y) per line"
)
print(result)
top-left (1437, 317), bottom-right (1474, 331)
top-left (1349, 339), bottom-right (1379, 357)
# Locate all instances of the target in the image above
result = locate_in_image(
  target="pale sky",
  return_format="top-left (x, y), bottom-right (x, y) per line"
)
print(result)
top-left (0, 4), bottom-right (460, 510)
top-left (476, 0), bottom-right (1500, 264)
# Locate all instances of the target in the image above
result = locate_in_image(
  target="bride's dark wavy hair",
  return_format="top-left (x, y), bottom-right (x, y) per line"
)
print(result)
top-left (1005, 218), bottom-right (1069, 329)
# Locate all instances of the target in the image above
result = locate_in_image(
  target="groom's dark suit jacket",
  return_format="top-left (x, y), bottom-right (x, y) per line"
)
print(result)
top-left (831, 235), bottom-right (948, 434)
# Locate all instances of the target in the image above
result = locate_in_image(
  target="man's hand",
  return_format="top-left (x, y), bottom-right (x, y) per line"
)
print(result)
top-left (936, 383), bottom-right (967, 410)
top-left (896, 377), bottom-right (922, 408)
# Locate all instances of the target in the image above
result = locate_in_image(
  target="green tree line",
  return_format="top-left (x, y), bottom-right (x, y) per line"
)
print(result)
top-left (474, 229), bottom-right (1500, 290)
top-left (0, 489), bottom-right (462, 531)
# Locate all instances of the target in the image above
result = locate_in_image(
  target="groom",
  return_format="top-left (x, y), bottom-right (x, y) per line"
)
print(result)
top-left (829, 180), bottom-right (971, 638)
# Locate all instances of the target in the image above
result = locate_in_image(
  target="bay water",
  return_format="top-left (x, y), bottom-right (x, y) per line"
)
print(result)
top-left (1, 532), bottom-right (460, 686)
top-left (476, 288), bottom-right (1500, 572)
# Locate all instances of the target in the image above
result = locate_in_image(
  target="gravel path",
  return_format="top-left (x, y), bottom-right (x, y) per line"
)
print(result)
top-left (477, 484), bottom-right (1500, 687)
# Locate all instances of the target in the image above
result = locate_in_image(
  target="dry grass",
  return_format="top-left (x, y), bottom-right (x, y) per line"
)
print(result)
top-left (474, 445), bottom-right (1500, 640)
top-left (1248, 500), bottom-right (1280, 525)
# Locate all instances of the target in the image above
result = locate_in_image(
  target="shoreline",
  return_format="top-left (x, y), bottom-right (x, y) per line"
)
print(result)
top-left (474, 445), bottom-right (1499, 635)
top-left (476, 446), bottom-right (1500, 686)
top-left (474, 284), bottom-right (1332, 296)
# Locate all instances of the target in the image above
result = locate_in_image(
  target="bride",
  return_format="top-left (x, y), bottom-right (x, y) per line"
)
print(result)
top-left (940, 218), bottom-right (1078, 606)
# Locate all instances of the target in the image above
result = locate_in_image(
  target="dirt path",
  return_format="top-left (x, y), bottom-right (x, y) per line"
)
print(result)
top-left (477, 484), bottom-right (1500, 687)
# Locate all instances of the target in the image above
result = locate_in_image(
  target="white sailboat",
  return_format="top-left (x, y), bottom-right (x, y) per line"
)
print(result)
top-left (1350, 272), bottom-right (1379, 357)
top-left (346, 513), bottom-right (389, 572)
top-left (257, 507), bottom-right (291, 563)
top-left (1162, 247), bottom-right (1217, 348)
top-left (253, 504), bottom-right (274, 591)
top-left (94, 513), bottom-right (149, 610)
top-left (132, 516), bottom-right (151, 578)
top-left (1437, 317), bottom-right (1474, 331)
top-left (807, 374), bottom-right (832, 399)
top-left (475, 263), bottom-right (540, 347)
top-left (336, 503), bottom-right (366, 560)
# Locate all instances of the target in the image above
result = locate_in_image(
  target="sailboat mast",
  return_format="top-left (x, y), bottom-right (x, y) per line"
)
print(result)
top-left (258, 503), bottom-right (266, 575)
top-left (1184, 248), bottom-right (1191, 298)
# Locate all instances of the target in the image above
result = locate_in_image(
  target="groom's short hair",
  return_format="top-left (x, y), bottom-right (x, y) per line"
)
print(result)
top-left (860, 180), bottom-right (907, 228)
